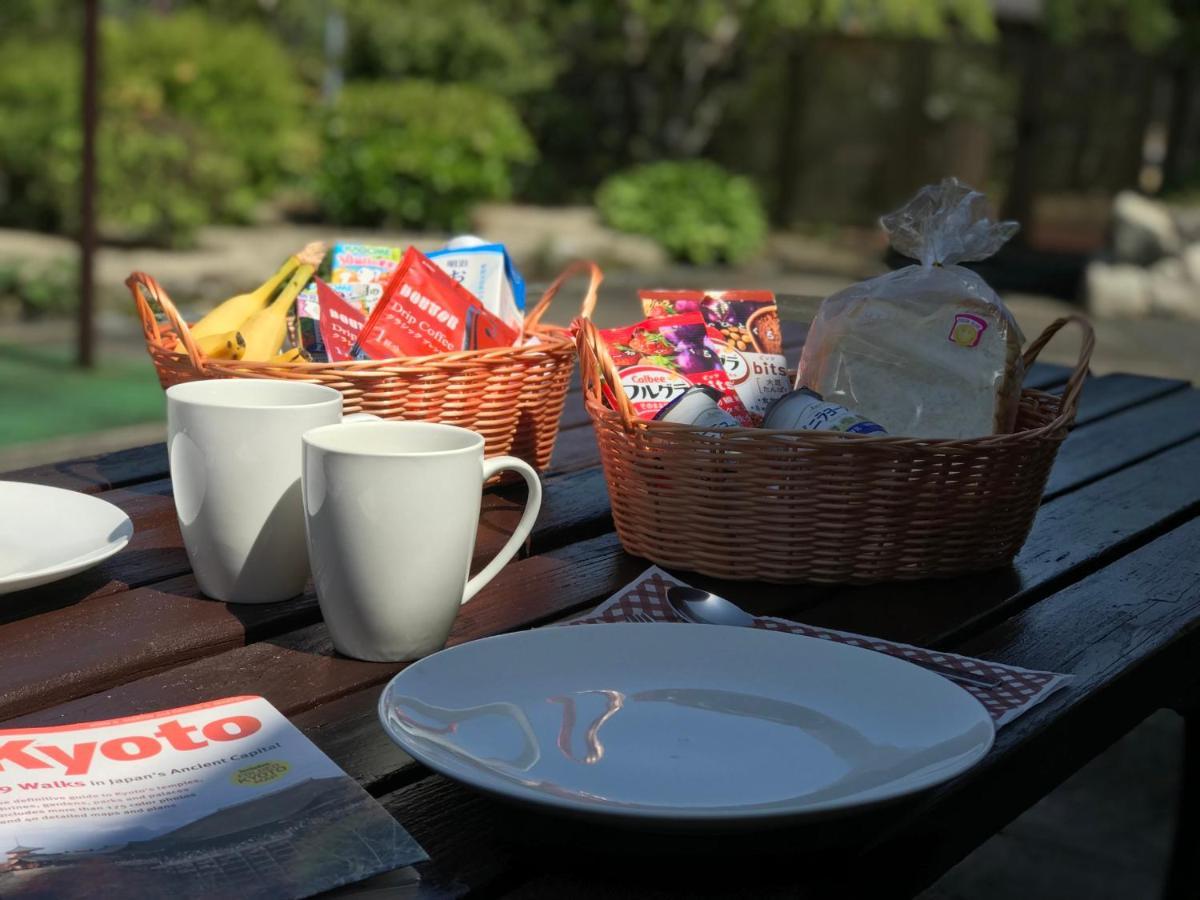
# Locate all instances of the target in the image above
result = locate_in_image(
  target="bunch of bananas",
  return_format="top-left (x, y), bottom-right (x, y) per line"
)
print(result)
top-left (187, 242), bottom-right (327, 363)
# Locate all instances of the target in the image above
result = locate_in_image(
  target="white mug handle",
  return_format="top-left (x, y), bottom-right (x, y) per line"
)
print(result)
top-left (462, 456), bottom-right (543, 604)
top-left (343, 412), bottom-right (381, 423)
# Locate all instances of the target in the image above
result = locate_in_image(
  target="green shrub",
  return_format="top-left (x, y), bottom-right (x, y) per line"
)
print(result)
top-left (0, 257), bottom-right (78, 319)
top-left (317, 80), bottom-right (537, 231)
top-left (596, 161), bottom-right (768, 265)
top-left (0, 12), bottom-right (311, 245)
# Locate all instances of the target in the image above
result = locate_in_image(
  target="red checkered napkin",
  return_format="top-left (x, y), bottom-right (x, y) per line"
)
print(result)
top-left (565, 566), bottom-right (1071, 728)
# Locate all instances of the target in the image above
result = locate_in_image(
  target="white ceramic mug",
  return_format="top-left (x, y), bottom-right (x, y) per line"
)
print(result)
top-left (301, 421), bottom-right (543, 662)
top-left (166, 379), bottom-right (376, 604)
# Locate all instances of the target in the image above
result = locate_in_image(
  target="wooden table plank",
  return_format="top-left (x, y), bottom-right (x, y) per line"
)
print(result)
top-left (0, 468), bottom-right (614, 722)
top-left (797, 434), bottom-right (1200, 646)
top-left (289, 432), bottom-right (1200, 791)
top-left (1046, 387), bottom-right (1200, 498)
top-left (2, 442), bottom-right (169, 494)
top-left (4, 381), bottom-right (1190, 743)
top-left (803, 514), bottom-right (1200, 898)
top-left (0, 532), bottom-right (646, 730)
top-left (1069, 372), bottom-right (1188, 427)
top-left (386, 514), bottom-right (1200, 900)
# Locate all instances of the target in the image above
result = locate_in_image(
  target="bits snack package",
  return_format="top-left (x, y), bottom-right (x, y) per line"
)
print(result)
top-left (599, 314), bottom-right (753, 424)
top-left (640, 289), bottom-right (788, 425)
top-left (798, 178), bottom-right (1024, 438)
top-left (352, 247), bottom-right (518, 360)
top-left (427, 243), bottom-right (525, 333)
top-left (330, 243), bottom-right (403, 314)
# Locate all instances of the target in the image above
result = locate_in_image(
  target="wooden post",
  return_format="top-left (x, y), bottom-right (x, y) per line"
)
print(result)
top-left (78, 0), bottom-right (99, 369)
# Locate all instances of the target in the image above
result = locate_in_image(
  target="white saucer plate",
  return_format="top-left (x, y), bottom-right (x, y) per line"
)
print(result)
top-left (379, 623), bottom-right (994, 827)
top-left (0, 481), bottom-right (135, 595)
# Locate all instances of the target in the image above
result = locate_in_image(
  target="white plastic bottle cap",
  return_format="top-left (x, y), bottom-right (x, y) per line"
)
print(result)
top-left (444, 234), bottom-right (490, 250)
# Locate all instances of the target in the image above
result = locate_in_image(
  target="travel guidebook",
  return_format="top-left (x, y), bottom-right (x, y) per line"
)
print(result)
top-left (0, 696), bottom-right (426, 898)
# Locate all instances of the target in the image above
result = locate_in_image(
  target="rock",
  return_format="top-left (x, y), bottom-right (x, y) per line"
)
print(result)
top-left (471, 203), bottom-right (669, 276)
top-left (1147, 257), bottom-right (1200, 319)
top-left (1170, 205), bottom-right (1200, 243)
top-left (1086, 261), bottom-right (1151, 318)
top-left (1182, 243), bottom-right (1200, 285)
top-left (1111, 191), bottom-right (1181, 265)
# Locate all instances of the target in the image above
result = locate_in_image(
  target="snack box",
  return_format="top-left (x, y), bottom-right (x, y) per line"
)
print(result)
top-left (599, 314), bottom-right (753, 424)
top-left (352, 247), bottom-right (518, 359)
top-left (330, 243), bottom-right (403, 315)
top-left (427, 243), bottom-right (525, 333)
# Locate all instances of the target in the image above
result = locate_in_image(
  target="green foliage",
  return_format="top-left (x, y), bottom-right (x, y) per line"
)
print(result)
top-left (1043, 0), bottom-right (1178, 52)
top-left (0, 257), bottom-right (78, 319)
top-left (0, 12), bottom-right (310, 245)
top-left (596, 161), bottom-right (768, 265)
top-left (340, 0), bottom-right (559, 98)
top-left (108, 11), bottom-right (315, 192)
top-left (316, 80), bottom-right (536, 230)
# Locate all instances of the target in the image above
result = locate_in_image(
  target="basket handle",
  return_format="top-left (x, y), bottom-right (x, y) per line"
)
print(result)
top-left (125, 271), bottom-right (206, 367)
top-left (524, 261), bottom-right (602, 332)
top-left (575, 316), bottom-right (638, 429)
top-left (1020, 314), bottom-right (1095, 425)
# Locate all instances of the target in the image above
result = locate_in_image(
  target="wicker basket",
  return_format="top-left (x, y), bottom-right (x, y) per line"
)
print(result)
top-left (127, 261), bottom-right (601, 470)
top-left (577, 314), bottom-right (1094, 584)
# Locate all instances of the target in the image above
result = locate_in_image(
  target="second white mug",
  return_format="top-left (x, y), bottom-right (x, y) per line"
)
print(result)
top-left (302, 421), bottom-right (543, 662)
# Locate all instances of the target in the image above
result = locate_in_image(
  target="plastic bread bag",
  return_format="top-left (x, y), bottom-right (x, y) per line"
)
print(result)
top-left (798, 178), bottom-right (1025, 439)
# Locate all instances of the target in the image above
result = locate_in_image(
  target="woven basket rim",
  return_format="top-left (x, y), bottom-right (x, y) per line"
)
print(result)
top-left (128, 260), bottom-right (600, 374)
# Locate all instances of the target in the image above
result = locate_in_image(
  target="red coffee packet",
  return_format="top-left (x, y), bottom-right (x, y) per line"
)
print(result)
top-left (599, 314), bottom-right (753, 424)
top-left (352, 247), bottom-right (517, 359)
top-left (315, 278), bottom-right (366, 362)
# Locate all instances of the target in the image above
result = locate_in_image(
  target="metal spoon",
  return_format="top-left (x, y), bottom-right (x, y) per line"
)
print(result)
top-left (666, 586), bottom-right (1000, 690)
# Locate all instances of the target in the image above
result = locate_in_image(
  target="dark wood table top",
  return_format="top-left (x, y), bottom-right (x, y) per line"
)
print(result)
top-left (4, 354), bottom-right (1200, 898)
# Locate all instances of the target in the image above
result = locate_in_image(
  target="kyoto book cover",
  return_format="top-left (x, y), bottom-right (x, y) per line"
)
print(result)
top-left (0, 696), bottom-right (426, 898)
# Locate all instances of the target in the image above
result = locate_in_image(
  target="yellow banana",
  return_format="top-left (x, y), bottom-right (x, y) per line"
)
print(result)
top-left (240, 243), bottom-right (327, 361)
top-left (195, 330), bottom-right (246, 360)
top-left (190, 241), bottom-right (325, 340)
top-left (269, 347), bottom-right (303, 364)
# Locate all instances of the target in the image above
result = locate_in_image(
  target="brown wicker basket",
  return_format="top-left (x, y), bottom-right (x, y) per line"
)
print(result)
top-left (127, 261), bottom-right (601, 470)
top-left (577, 314), bottom-right (1094, 584)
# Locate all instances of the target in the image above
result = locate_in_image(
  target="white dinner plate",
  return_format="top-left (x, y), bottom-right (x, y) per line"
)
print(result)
top-left (0, 481), bottom-right (134, 595)
top-left (378, 623), bottom-right (994, 827)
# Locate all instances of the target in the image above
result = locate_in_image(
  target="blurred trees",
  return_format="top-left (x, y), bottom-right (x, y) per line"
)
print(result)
top-left (0, 0), bottom-right (1196, 249)
top-left (0, 9), bottom-right (310, 244)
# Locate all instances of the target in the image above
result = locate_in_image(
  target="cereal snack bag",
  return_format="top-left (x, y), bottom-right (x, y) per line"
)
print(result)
top-left (599, 314), bottom-right (753, 424)
top-left (641, 289), bottom-right (788, 424)
top-left (798, 178), bottom-right (1024, 438)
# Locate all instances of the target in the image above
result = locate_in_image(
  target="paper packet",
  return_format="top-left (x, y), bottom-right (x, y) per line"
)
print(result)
top-left (352, 247), bottom-right (518, 359)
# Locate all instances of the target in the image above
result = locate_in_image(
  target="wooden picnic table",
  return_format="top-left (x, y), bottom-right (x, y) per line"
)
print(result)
top-left (4, 343), bottom-right (1200, 898)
